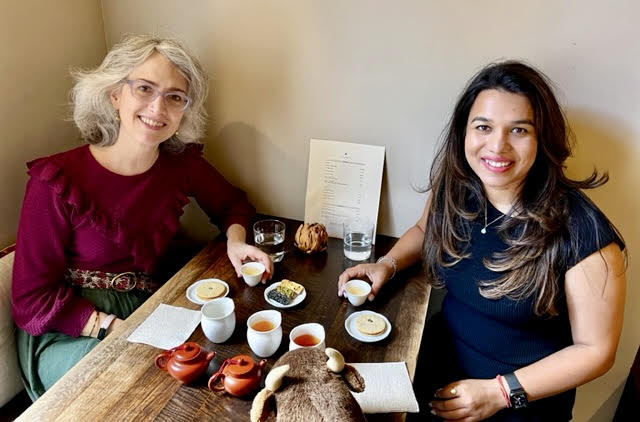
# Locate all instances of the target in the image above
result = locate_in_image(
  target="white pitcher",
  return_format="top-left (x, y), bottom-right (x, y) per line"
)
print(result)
top-left (201, 297), bottom-right (235, 343)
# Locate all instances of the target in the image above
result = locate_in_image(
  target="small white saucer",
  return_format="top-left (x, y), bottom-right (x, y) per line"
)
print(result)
top-left (186, 278), bottom-right (230, 305)
top-left (264, 282), bottom-right (306, 308)
top-left (345, 311), bottom-right (392, 343)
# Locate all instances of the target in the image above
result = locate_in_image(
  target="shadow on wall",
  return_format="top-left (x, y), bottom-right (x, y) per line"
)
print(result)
top-left (566, 109), bottom-right (638, 237)
top-left (377, 158), bottom-right (392, 236)
top-left (207, 122), bottom-right (307, 219)
top-left (565, 109), bottom-right (639, 421)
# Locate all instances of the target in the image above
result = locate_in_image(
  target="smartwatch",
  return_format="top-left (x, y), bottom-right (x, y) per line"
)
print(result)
top-left (503, 372), bottom-right (528, 409)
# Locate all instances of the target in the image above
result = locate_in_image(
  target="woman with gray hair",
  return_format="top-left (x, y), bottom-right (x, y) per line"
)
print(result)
top-left (11, 34), bottom-right (272, 400)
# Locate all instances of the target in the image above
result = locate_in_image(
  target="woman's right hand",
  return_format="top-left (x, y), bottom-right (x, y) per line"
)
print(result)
top-left (337, 261), bottom-right (394, 301)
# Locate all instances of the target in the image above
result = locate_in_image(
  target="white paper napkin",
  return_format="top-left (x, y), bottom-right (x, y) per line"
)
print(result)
top-left (127, 303), bottom-right (201, 350)
top-left (349, 362), bottom-right (419, 414)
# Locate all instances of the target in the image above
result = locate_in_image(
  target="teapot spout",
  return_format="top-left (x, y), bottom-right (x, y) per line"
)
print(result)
top-left (206, 351), bottom-right (216, 363)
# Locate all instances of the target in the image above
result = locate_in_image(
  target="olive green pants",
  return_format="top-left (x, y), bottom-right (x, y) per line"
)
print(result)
top-left (16, 288), bottom-right (151, 401)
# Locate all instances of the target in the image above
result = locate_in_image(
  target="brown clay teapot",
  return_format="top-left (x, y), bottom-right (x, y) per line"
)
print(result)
top-left (208, 355), bottom-right (267, 397)
top-left (155, 342), bottom-right (215, 384)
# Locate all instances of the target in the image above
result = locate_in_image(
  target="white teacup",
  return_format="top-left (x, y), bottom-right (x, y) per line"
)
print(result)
top-left (240, 261), bottom-right (265, 287)
top-left (344, 279), bottom-right (372, 306)
top-left (247, 310), bottom-right (282, 357)
top-left (289, 323), bottom-right (325, 351)
top-left (201, 297), bottom-right (236, 343)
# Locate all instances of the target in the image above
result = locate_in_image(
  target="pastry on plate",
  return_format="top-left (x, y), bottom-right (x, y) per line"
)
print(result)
top-left (354, 313), bottom-right (386, 336)
top-left (196, 281), bottom-right (226, 300)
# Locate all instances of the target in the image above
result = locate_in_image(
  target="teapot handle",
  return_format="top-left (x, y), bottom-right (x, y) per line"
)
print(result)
top-left (208, 358), bottom-right (237, 392)
top-left (208, 372), bottom-right (226, 391)
top-left (154, 351), bottom-right (171, 371)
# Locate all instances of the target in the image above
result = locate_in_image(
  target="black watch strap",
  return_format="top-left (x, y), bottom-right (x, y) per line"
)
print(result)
top-left (503, 372), bottom-right (528, 409)
top-left (96, 314), bottom-right (117, 341)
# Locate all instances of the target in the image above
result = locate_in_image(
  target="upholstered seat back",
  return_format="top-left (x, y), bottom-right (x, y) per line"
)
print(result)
top-left (0, 251), bottom-right (24, 406)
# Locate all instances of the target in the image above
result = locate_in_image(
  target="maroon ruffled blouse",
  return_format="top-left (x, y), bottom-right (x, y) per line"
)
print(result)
top-left (11, 144), bottom-right (254, 337)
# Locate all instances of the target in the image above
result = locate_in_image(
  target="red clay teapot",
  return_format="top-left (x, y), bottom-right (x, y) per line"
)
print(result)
top-left (208, 355), bottom-right (267, 397)
top-left (155, 342), bottom-right (215, 384)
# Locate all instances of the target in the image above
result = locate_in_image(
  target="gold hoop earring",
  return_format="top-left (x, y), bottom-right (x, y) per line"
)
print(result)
top-left (175, 131), bottom-right (179, 136)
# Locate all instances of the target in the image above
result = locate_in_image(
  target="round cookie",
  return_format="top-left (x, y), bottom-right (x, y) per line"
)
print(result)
top-left (355, 313), bottom-right (386, 336)
top-left (196, 281), bottom-right (225, 300)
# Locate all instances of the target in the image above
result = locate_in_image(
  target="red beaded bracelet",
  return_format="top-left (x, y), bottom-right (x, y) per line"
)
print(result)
top-left (496, 375), bottom-right (511, 408)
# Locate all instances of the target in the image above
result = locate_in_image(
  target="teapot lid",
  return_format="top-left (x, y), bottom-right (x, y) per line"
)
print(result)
top-left (174, 342), bottom-right (202, 362)
top-left (225, 355), bottom-right (255, 376)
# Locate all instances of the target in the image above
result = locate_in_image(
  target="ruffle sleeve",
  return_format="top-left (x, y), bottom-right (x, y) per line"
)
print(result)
top-left (12, 166), bottom-right (94, 337)
top-left (26, 154), bottom-right (191, 273)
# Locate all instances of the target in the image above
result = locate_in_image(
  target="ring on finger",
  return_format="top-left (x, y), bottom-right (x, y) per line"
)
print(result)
top-left (450, 387), bottom-right (457, 395)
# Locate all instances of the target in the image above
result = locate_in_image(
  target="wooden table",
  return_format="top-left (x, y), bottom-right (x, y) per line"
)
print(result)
top-left (18, 217), bottom-right (430, 421)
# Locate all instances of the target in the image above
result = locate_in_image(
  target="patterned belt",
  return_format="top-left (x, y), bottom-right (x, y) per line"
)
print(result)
top-left (65, 268), bottom-right (159, 293)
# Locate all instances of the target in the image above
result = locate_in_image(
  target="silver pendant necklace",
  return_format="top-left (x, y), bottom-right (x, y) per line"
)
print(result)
top-left (481, 202), bottom-right (506, 234)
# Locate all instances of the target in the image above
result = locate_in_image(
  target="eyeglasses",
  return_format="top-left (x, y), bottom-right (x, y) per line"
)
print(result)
top-left (125, 79), bottom-right (192, 112)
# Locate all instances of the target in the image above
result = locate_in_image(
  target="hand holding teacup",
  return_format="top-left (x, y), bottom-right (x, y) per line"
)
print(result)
top-left (240, 262), bottom-right (266, 287)
top-left (226, 240), bottom-right (273, 284)
top-left (338, 261), bottom-right (391, 302)
top-left (342, 280), bottom-right (372, 306)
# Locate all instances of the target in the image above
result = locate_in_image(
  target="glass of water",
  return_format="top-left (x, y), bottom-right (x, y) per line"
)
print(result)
top-left (253, 219), bottom-right (286, 263)
top-left (343, 217), bottom-right (373, 261)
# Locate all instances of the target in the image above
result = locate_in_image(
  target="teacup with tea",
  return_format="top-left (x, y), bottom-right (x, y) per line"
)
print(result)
top-left (343, 279), bottom-right (372, 306)
top-left (240, 261), bottom-right (266, 287)
top-left (247, 310), bottom-right (282, 357)
top-left (289, 323), bottom-right (325, 351)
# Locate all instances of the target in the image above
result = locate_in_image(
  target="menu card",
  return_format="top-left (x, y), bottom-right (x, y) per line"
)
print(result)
top-left (304, 139), bottom-right (385, 241)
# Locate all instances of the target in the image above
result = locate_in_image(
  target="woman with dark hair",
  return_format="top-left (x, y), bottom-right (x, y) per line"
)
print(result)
top-left (12, 35), bottom-right (273, 400)
top-left (338, 61), bottom-right (626, 421)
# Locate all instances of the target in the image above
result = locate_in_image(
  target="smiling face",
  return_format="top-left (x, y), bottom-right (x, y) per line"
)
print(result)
top-left (464, 89), bottom-right (538, 205)
top-left (110, 52), bottom-right (188, 149)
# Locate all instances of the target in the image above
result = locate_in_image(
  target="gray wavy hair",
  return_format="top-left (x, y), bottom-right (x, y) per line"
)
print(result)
top-left (70, 34), bottom-right (208, 151)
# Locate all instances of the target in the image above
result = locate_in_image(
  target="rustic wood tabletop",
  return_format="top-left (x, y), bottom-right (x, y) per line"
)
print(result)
top-left (18, 216), bottom-right (430, 421)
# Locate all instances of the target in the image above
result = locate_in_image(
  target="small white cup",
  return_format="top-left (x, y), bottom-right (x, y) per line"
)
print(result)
top-left (240, 261), bottom-right (266, 287)
top-left (201, 297), bottom-right (236, 343)
top-left (344, 279), bottom-right (372, 306)
top-left (247, 310), bottom-right (282, 357)
top-left (289, 323), bottom-right (326, 351)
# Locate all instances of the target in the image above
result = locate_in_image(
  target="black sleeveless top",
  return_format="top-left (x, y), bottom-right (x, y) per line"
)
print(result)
top-left (437, 189), bottom-right (623, 420)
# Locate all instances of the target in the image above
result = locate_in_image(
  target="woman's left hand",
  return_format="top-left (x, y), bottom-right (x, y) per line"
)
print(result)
top-left (226, 240), bottom-right (273, 283)
top-left (429, 378), bottom-right (507, 421)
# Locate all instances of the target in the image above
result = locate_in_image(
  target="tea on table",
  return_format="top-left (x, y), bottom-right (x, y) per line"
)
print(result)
top-left (242, 266), bottom-right (263, 276)
top-left (346, 286), bottom-right (366, 296)
top-left (294, 334), bottom-right (320, 347)
top-left (252, 320), bottom-right (275, 332)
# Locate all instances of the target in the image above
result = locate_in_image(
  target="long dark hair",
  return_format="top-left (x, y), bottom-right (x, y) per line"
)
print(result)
top-left (423, 60), bottom-right (613, 315)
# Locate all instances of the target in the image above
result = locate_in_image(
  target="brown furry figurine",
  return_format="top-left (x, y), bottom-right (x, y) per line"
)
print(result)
top-left (250, 347), bottom-right (366, 422)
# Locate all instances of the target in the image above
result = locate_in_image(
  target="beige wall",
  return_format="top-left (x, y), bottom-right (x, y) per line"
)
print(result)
top-left (1, 0), bottom-right (637, 420)
top-left (0, 0), bottom-right (107, 247)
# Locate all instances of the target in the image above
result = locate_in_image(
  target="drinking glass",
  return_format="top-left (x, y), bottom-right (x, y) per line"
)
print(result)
top-left (253, 219), bottom-right (285, 263)
top-left (343, 217), bottom-right (373, 261)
